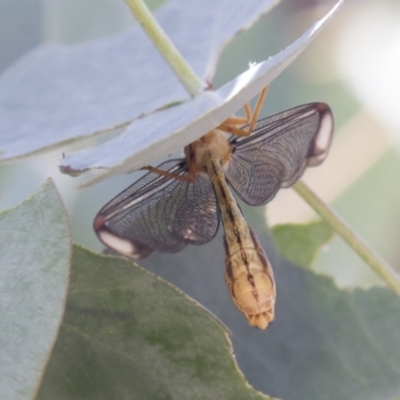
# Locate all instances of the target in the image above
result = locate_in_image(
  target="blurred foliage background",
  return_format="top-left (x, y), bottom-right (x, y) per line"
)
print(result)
top-left (1, 0), bottom-right (400, 295)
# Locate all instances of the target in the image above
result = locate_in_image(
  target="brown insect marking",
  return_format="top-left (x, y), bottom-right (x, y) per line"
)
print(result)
top-left (250, 228), bottom-right (269, 271)
top-left (251, 289), bottom-right (260, 302)
top-left (223, 235), bottom-right (230, 256)
top-left (217, 174), bottom-right (244, 249)
top-left (224, 239), bottom-right (234, 280)
top-left (232, 223), bottom-right (243, 246)
top-left (247, 273), bottom-right (255, 287)
top-left (216, 172), bottom-right (230, 207)
top-left (189, 145), bottom-right (195, 162)
top-left (239, 248), bottom-right (249, 264)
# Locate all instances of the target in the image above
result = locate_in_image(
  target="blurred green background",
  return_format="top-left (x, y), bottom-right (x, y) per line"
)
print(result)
top-left (1, 0), bottom-right (400, 289)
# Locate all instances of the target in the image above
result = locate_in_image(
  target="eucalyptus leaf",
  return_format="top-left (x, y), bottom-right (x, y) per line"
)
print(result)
top-left (0, 0), bottom-right (277, 161)
top-left (37, 245), bottom-right (273, 400)
top-left (271, 221), bottom-right (333, 268)
top-left (0, 180), bottom-right (71, 400)
top-left (61, 0), bottom-right (343, 186)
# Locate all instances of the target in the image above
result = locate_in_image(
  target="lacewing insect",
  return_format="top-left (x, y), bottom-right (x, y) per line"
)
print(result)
top-left (94, 87), bottom-right (333, 329)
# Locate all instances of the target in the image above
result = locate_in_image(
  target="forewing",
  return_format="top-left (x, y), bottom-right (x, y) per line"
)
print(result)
top-left (94, 159), bottom-right (219, 259)
top-left (226, 103), bottom-right (333, 206)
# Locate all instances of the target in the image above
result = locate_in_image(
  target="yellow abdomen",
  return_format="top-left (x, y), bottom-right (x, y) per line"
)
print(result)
top-left (224, 230), bottom-right (276, 329)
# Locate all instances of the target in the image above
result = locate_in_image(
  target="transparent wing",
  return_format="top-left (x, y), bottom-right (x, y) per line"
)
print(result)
top-left (94, 159), bottom-right (219, 259)
top-left (226, 103), bottom-right (333, 206)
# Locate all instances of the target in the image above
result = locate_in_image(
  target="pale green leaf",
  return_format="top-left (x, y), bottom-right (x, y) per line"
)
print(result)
top-left (0, 180), bottom-right (71, 400)
top-left (272, 220), bottom-right (333, 268)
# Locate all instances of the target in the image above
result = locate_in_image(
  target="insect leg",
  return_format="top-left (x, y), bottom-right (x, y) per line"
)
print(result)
top-left (216, 124), bottom-right (250, 137)
top-left (217, 87), bottom-right (269, 137)
top-left (245, 86), bottom-right (269, 135)
top-left (220, 101), bottom-right (253, 127)
top-left (140, 165), bottom-right (193, 183)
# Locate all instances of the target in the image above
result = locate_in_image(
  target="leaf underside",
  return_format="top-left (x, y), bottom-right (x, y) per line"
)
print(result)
top-left (0, 0), bottom-right (277, 162)
top-left (61, 1), bottom-right (343, 187)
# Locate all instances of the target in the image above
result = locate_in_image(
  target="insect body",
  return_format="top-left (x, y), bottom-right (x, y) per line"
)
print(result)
top-left (94, 89), bottom-right (333, 329)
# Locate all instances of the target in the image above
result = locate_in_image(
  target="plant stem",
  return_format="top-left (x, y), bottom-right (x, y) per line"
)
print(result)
top-left (125, 0), bottom-right (205, 97)
top-left (293, 180), bottom-right (400, 296)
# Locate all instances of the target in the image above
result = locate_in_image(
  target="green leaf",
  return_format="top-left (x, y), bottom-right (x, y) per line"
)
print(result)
top-left (245, 257), bottom-right (400, 400)
top-left (271, 220), bottom-right (333, 268)
top-left (137, 219), bottom-right (400, 400)
top-left (0, 179), bottom-right (71, 400)
top-left (34, 230), bottom-right (400, 400)
top-left (36, 245), bottom-right (272, 400)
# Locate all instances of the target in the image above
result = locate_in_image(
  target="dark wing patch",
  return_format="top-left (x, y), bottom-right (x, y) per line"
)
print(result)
top-left (226, 103), bottom-right (333, 206)
top-left (94, 159), bottom-right (219, 258)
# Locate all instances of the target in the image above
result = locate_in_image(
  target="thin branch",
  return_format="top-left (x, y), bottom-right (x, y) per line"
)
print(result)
top-left (293, 180), bottom-right (400, 296)
top-left (125, 0), bottom-right (206, 97)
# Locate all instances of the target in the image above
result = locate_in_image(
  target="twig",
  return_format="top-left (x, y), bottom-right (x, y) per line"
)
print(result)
top-left (125, 0), bottom-right (206, 97)
top-left (293, 180), bottom-right (400, 296)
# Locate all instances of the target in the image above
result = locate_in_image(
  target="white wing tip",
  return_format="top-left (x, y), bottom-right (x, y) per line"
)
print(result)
top-left (307, 103), bottom-right (334, 167)
top-left (94, 215), bottom-right (153, 259)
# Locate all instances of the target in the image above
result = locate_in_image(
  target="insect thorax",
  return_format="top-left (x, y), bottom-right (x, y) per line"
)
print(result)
top-left (185, 129), bottom-right (232, 172)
